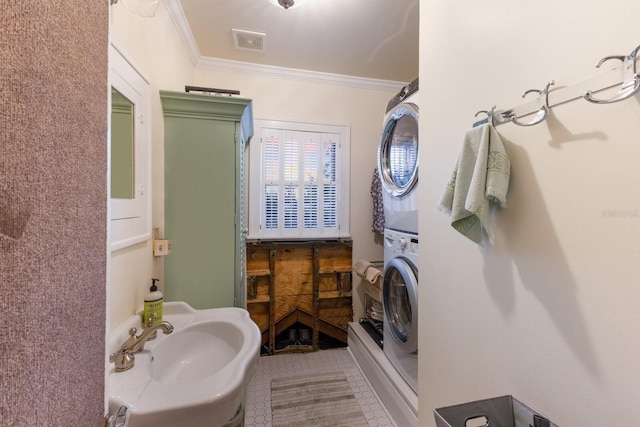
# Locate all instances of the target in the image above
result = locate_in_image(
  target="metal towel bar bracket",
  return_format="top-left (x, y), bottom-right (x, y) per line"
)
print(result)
top-left (474, 81), bottom-right (554, 128)
top-left (583, 43), bottom-right (640, 104)
top-left (474, 105), bottom-right (513, 127)
top-left (503, 81), bottom-right (554, 126)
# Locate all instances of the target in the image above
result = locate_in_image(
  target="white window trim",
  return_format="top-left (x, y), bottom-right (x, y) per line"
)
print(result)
top-left (248, 119), bottom-right (350, 240)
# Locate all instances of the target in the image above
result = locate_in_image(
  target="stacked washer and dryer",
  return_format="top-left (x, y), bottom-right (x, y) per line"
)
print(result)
top-left (377, 77), bottom-right (420, 395)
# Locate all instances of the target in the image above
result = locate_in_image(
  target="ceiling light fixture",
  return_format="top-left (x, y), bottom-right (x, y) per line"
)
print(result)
top-left (269, 0), bottom-right (305, 10)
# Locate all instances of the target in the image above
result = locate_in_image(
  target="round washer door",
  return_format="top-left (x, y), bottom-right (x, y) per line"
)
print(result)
top-left (378, 102), bottom-right (419, 197)
top-left (382, 256), bottom-right (418, 353)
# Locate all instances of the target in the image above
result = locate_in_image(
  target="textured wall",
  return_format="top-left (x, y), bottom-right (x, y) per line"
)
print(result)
top-left (0, 2), bottom-right (108, 425)
top-left (419, 1), bottom-right (640, 426)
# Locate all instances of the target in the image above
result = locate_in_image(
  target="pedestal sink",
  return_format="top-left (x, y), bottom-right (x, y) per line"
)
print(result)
top-left (107, 302), bottom-right (261, 427)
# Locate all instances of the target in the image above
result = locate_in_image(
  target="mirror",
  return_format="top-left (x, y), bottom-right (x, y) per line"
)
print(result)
top-left (109, 43), bottom-right (151, 251)
top-left (110, 88), bottom-right (135, 199)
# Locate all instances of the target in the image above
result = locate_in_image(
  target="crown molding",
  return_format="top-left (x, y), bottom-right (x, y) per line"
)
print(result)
top-left (164, 0), bottom-right (407, 92)
top-left (160, 90), bottom-right (251, 120)
top-left (197, 56), bottom-right (407, 91)
top-left (163, 0), bottom-right (200, 64)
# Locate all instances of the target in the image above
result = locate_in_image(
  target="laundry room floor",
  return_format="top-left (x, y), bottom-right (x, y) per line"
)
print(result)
top-left (244, 348), bottom-right (396, 427)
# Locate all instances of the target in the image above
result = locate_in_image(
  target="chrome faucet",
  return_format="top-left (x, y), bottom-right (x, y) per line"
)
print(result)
top-left (109, 321), bottom-right (174, 372)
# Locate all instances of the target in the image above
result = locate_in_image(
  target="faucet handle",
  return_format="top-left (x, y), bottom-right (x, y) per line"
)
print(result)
top-left (109, 347), bottom-right (135, 372)
top-left (121, 328), bottom-right (138, 350)
top-left (109, 327), bottom-right (140, 371)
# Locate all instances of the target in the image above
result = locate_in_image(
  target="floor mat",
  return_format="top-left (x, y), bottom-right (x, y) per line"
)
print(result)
top-left (270, 370), bottom-right (369, 427)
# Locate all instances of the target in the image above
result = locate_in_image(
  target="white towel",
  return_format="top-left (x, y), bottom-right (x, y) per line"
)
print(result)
top-left (365, 266), bottom-right (382, 284)
top-left (438, 123), bottom-right (510, 245)
top-left (353, 260), bottom-right (373, 277)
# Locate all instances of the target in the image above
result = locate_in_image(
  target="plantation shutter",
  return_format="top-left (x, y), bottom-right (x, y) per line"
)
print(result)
top-left (260, 128), bottom-right (340, 238)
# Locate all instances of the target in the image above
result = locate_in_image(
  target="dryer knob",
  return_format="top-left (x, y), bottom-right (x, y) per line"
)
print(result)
top-left (398, 238), bottom-right (408, 250)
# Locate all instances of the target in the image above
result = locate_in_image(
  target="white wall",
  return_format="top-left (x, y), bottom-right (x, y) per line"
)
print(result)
top-left (419, 1), bottom-right (640, 425)
top-left (108, 2), bottom-right (397, 328)
top-left (108, 1), bottom-right (194, 329)
top-left (192, 68), bottom-right (395, 319)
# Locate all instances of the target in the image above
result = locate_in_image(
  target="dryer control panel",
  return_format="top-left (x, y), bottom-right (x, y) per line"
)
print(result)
top-left (385, 77), bottom-right (419, 113)
top-left (384, 229), bottom-right (419, 260)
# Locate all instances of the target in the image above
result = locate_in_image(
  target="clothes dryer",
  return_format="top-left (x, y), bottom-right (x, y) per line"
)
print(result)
top-left (382, 228), bottom-right (418, 394)
top-left (378, 78), bottom-right (419, 234)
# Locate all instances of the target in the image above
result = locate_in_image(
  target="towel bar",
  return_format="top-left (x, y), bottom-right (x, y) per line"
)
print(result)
top-left (474, 41), bottom-right (640, 128)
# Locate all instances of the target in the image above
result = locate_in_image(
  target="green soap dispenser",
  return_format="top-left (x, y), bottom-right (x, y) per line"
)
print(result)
top-left (143, 278), bottom-right (163, 331)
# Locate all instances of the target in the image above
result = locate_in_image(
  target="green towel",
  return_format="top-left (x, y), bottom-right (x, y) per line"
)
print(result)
top-left (438, 123), bottom-right (510, 245)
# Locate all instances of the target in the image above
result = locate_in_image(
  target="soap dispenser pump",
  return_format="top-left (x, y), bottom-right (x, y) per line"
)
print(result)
top-left (143, 279), bottom-right (163, 338)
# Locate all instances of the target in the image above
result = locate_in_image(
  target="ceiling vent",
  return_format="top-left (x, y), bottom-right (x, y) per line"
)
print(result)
top-left (232, 29), bottom-right (266, 52)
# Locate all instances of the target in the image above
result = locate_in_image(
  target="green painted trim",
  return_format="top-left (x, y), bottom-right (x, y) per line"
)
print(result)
top-left (160, 90), bottom-right (251, 121)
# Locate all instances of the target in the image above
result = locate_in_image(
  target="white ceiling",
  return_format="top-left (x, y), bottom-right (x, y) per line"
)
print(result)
top-left (169, 0), bottom-right (419, 85)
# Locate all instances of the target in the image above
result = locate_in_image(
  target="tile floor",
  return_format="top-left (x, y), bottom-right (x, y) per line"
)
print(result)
top-left (244, 348), bottom-right (396, 427)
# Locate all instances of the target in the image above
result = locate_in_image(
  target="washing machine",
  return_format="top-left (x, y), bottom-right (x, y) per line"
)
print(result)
top-left (378, 77), bottom-right (419, 234)
top-left (382, 228), bottom-right (418, 394)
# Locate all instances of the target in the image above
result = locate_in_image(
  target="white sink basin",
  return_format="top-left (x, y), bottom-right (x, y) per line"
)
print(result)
top-left (107, 302), bottom-right (261, 427)
top-left (149, 320), bottom-right (245, 384)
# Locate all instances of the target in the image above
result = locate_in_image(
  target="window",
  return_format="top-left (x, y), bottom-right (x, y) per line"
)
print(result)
top-left (249, 120), bottom-right (350, 240)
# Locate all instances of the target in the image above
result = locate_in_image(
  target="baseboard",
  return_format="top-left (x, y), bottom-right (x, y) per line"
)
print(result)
top-left (347, 322), bottom-right (418, 427)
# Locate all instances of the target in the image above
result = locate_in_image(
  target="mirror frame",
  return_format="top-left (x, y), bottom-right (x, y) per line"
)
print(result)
top-left (108, 43), bottom-right (151, 251)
